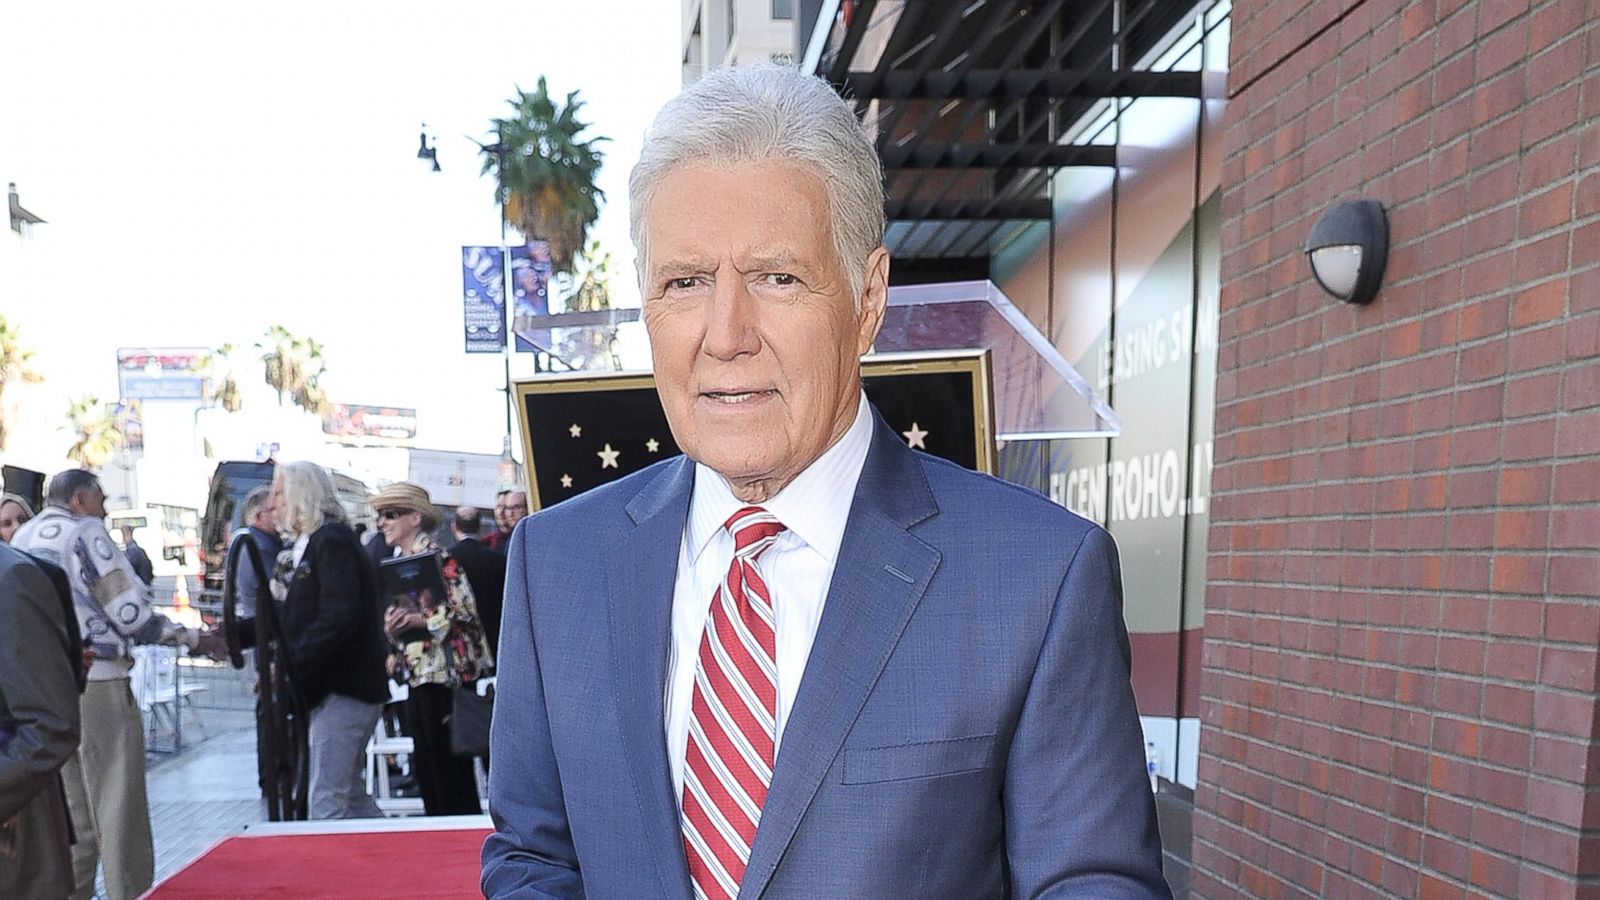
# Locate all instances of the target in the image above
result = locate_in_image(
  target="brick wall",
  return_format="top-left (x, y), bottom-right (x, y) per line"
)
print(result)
top-left (1196, 0), bottom-right (1600, 896)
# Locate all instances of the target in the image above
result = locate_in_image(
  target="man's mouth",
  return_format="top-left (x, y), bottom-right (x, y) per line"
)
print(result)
top-left (702, 389), bottom-right (775, 404)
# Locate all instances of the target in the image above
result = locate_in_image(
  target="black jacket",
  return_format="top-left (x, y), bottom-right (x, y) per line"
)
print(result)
top-left (449, 535), bottom-right (507, 653)
top-left (281, 522), bottom-right (388, 709)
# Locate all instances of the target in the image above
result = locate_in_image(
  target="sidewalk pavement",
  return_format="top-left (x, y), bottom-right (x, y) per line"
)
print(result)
top-left (144, 707), bottom-right (267, 884)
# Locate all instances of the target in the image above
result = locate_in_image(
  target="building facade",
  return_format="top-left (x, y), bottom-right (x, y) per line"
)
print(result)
top-left (1197, 0), bottom-right (1600, 895)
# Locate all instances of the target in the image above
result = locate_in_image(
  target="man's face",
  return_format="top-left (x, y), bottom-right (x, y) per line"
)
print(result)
top-left (71, 484), bottom-right (108, 520)
top-left (640, 160), bottom-right (888, 500)
top-left (251, 498), bottom-right (276, 532)
top-left (504, 491), bottom-right (528, 525)
top-left (493, 494), bottom-right (509, 531)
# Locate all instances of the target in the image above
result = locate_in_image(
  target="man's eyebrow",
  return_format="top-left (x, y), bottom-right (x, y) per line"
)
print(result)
top-left (744, 252), bottom-right (806, 271)
top-left (648, 259), bottom-right (713, 279)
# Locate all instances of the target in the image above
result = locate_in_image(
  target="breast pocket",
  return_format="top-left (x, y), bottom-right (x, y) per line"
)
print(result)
top-left (841, 734), bottom-right (995, 785)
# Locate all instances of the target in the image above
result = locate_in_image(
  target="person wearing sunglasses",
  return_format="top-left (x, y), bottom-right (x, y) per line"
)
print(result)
top-left (372, 482), bottom-right (494, 817)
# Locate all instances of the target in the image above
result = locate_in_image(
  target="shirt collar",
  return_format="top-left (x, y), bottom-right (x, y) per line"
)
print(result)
top-left (686, 392), bottom-right (872, 564)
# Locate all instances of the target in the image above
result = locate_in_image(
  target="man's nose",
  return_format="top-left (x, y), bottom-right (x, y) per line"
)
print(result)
top-left (701, 276), bottom-right (761, 360)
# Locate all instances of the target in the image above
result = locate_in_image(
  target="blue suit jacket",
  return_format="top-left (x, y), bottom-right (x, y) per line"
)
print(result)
top-left (484, 412), bottom-right (1169, 898)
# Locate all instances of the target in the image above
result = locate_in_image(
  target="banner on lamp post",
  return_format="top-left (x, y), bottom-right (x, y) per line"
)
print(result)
top-left (509, 241), bottom-right (553, 353)
top-left (461, 246), bottom-right (506, 353)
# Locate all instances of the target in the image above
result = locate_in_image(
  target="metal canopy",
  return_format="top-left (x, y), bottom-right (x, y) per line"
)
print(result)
top-left (809, 0), bottom-right (1203, 261)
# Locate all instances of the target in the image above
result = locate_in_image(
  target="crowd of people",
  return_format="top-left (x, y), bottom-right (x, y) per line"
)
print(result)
top-left (0, 465), bottom-right (525, 898)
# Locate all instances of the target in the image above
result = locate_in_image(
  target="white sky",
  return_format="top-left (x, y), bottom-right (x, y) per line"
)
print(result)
top-left (3, 0), bottom-right (681, 458)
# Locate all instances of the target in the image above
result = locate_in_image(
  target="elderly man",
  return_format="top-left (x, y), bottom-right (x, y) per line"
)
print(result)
top-left (232, 485), bottom-right (282, 619)
top-left (482, 65), bottom-right (1167, 898)
top-left (0, 543), bottom-right (82, 898)
top-left (14, 469), bottom-right (226, 900)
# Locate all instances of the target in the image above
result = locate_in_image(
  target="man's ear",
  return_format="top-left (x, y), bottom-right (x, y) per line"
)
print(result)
top-left (855, 246), bottom-right (891, 355)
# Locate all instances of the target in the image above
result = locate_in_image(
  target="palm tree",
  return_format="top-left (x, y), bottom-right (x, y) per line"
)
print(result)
top-left (209, 343), bottom-right (244, 413)
top-left (64, 395), bottom-right (123, 470)
top-left (258, 325), bottom-right (331, 416)
top-left (483, 78), bottom-right (607, 274)
top-left (0, 314), bottom-right (45, 451)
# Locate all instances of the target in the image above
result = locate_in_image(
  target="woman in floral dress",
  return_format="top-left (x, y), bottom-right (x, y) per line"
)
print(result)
top-left (371, 482), bottom-right (494, 816)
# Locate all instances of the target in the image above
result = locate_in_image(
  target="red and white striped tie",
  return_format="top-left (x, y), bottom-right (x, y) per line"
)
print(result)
top-left (681, 506), bottom-right (786, 900)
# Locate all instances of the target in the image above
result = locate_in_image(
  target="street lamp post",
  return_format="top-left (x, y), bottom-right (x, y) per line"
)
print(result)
top-left (418, 125), bottom-right (525, 459)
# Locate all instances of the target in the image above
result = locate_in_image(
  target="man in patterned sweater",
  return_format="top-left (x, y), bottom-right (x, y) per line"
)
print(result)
top-left (13, 469), bottom-right (226, 900)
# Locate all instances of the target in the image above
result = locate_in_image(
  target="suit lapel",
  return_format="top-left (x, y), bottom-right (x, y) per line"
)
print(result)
top-left (741, 417), bottom-right (941, 898)
top-left (609, 457), bottom-right (696, 899)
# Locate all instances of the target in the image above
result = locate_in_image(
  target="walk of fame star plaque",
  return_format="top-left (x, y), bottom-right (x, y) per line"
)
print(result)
top-left (512, 349), bottom-right (994, 510)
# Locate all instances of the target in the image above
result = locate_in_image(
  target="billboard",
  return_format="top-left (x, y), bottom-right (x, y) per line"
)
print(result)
top-left (117, 348), bottom-right (211, 400)
top-left (321, 403), bottom-right (418, 445)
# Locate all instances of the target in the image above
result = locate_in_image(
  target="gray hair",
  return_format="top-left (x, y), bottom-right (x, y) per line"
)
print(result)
top-left (273, 461), bottom-right (345, 538)
top-left (629, 63), bottom-right (885, 304)
top-left (46, 469), bottom-right (100, 508)
top-left (241, 485), bottom-right (271, 524)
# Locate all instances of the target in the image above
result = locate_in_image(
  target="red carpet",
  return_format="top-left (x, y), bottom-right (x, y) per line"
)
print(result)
top-left (144, 828), bottom-right (491, 898)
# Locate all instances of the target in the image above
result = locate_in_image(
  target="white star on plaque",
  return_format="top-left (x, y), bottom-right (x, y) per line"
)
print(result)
top-left (646, 438), bottom-right (660, 453)
top-left (569, 423), bottom-right (582, 438)
top-left (597, 444), bottom-right (620, 469)
top-left (560, 474), bottom-right (573, 489)
top-left (902, 422), bottom-right (928, 449)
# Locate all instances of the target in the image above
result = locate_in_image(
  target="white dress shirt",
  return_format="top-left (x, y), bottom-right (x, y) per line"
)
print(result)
top-left (665, 393), bottom-right (874, 804)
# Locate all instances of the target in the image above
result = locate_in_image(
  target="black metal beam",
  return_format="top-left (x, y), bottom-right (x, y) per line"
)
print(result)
top-left (886, 198), bottom-right (1052, 221)
top-left (879, 143), bottom-right (1115, 169)
top-left (849, 68), bottom-right (1202, 100)
top-left (824, 0), bottom-right (879, 85)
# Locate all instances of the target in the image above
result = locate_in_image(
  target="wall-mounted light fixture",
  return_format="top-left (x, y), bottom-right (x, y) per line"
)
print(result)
top-left (416, 125), bottom-right (441, 172)
top-left (1305, 199), bottom-right (1387, 305)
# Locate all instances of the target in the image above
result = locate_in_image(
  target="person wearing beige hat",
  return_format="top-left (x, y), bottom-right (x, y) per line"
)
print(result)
top-left (371, 481), bottom-right (494, 816)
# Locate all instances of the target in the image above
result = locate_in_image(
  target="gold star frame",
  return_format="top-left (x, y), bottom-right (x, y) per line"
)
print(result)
top-left (512, 349), bottom-right (994, 511)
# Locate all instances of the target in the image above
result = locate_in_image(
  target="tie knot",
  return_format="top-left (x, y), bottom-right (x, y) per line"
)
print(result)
top-left (725, 506), bottom-right (785, 558)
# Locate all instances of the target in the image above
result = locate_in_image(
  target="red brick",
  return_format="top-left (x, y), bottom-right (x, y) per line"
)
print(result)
top-left (1556, 409), bottom-right (1600, 455)
top-left (1568, 312), bottom-right (1600, 359)
top-left (1513, 232), bottom-right (1572, 283)
top-left (1485, 640), bottom-right (1541, 682)
top-left (1550, 555), bottom-right (1600, 597)
top-left (1533, 689), bottom-right (1596, 738)
top-left (1552, 507), bottom-right (1600, 549)
top-left (1498, 465), bottom-right (1552, 504)
top-left (1561, 363), bottom-right (1600, 411)
top-left (1468, 846), bottom-right (1522, 896)
top-left (1494, 509), bottom-right (1549, 548)
top-left (1541, 646), bottom-right (1600, 693)
top-left (1503, 418), bottom-right (1558, 461)
top-left (1507, 371), bottom-right (1562, 417)
top-left (1546, 601), bottom-right (1600, 643)
top-left (1483, 683), bottom-right (1535, 727)
top-left (1548, 458), bottom-right (1600, 499)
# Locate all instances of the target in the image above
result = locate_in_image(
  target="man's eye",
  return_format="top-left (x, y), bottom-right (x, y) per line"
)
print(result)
top-left (666, 276), bottom-right (699, 291)
top-left (767, 273), bottom-right (797, 286)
